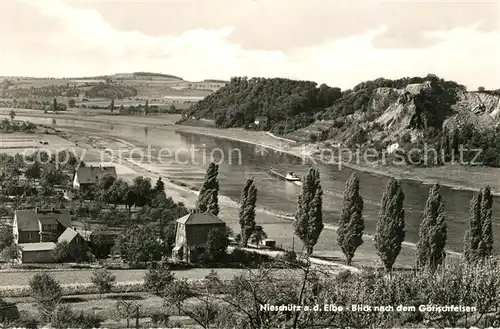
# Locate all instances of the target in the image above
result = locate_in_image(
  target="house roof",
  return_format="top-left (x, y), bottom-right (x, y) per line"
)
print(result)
top-left (176, 212), bottom-right (225, 225)
top-left (58, 227), bottom-right (79, 243)
top-left (255, 116), bottom-right (268, 121)
top-left (14, 209), bottom-right (71, 232)
top-left (19, 242), bottom-right (56, 252)
top-left (75, 166), bottom-right (117, 185)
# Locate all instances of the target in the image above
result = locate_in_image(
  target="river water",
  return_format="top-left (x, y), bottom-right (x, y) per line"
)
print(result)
top-left (18, 116), bottom-right (500, 252)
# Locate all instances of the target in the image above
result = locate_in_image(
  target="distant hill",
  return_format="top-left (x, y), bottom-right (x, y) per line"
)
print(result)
top-left (72, 72), bottom-right (184, 81)
top-left (84, 82), bottom-right (138, 99)
top-left (203, 79), bottom-right (229, 84)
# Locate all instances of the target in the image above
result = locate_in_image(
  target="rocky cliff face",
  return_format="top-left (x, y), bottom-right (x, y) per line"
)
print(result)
top-left (293, 80), bottom-right (500, 147)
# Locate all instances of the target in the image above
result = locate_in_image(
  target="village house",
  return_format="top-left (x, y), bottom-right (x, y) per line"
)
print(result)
top-left (72, 165), bottom-right (117, 190)
top-left (12, 208), bottom-right (86, 263)
top-left (173, 211), bottom-right (226, 263)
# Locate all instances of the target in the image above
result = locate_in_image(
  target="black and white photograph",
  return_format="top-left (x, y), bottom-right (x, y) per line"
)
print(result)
top-left (0, 0), bottom-right (499, 328)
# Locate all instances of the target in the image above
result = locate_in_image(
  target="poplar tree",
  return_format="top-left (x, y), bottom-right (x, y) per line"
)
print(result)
top-left (196, 162), bottom-right (219, 215)
top-left (337, 173), bottom-right (364, 266)
top-left (416, 183), bottom-right (447, 271)
top-left (374, 178), bottom-right (405, 272)
top-left (294, 168), bottom-right (323, 255)
top-left (464, 190), bottom-right (482, 263)
top-left (479, 186), bottom-right (494, 258)
top-left (145, 99), bottom-right (149, 116)
top-left (53, 98), bottom-right (58, 112)
top-left (110, 99), bottom-right (115, 113)
top-left (465, 186), bottom-right (494, 262)
top-left (239, 178), bottom-right (257, 246)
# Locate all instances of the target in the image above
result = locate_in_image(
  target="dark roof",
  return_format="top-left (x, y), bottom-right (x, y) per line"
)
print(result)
top-left (176, 212), bottom-right (225, 225)
top-left (14, 209), bottom-right (71, 232)
top-left (255, 116), bottom-right (268, 120)
top-left (75, 166), bottom-right (117, 185)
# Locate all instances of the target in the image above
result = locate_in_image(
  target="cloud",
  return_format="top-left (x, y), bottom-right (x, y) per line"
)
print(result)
top-left (1, 1), bottom-right (499, 90)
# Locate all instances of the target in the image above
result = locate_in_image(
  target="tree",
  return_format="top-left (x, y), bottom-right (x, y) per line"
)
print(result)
top-left (238, 178), bottom-right (257, 246)
top-left (464, 190), bottom-right (483, 263)
top-left (337, 173), bottom-right (364, 266)
top-left (144, 261), bottom-right (174, 296)
top-left (205, 228), bottom-right (228, 262)
top-left (0, 225), bottom-right (14, 251)
top-left (68, 99), bottom-right (76, 108)
top-left (116, 224), bottom-right (164, 267)
top-left (25, 162), bottom-right (41, 184)
top-left (294, 168), bottom-right (323, 255)
top-left (110, 99), bottom-right (115, 113)
top-left (196, 163), bottom-right (220, 215)
top-left (464, 186), bottom-right (494, 262)
top-left (131, 176), bottom-right (153, 207)
top-left (8, 110), bottom-right (15, 121)
top-left (478, 186), bottom-right (494, 259)
top-left (374, 178), bottom-right (405, 272)
top-left (478, 86), bottom-right (486, 92)
top-left (416, 183), bottom-right (447, 271)
top-left (163, 279), bottom-right (194, 316)
top-left (29, 273), bottom-right (62, 321)
top-left (249, 225), bottom-right (267, 247)
top-left (52, 98), bottom-right (58, 113)
top-left (1, 244), bottom-right (21, 262)
top-left (53, 241), bottom-right (71, 262)
top-left (145, 99), bottom-right (149, 116)
top-left (153, 176), bottom-right (165, 194)
top-left (90, 268), bottom-right (116, 298)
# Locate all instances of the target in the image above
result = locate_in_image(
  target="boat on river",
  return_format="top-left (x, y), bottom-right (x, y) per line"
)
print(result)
top-left (269, 168), bottom-right (301, 182)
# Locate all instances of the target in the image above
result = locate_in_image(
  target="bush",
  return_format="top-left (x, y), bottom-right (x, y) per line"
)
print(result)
top-left (144, 262), bottom-right (174, 296)
top-left (11, 310), bottom-right (38, 329)
top-left (51, 304), bottom-right (103, 329)
top-left (90, 268), bottom-right (116, 297)
top-left (151, 311), bottom-right (169, 326)
top-left (29, 273), bottom-right (62, 321)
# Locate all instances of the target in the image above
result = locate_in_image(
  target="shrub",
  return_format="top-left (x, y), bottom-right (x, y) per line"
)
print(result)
top-left (151, 311), bottom-right (169, 326)
top-left (90, 268), bottom-right (116, 297)
top-left (144, 262), bottom-right (175, 296)
top-left (29, 273), bottom-right (62, 321)
top-left (51, 304), bottom-right (103, 329)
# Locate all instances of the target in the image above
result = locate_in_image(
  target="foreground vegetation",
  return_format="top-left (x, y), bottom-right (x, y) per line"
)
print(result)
top-left (2, 257), bottom-right (500, 328)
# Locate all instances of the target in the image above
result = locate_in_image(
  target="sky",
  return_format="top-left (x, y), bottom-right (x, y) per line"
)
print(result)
top-left (1, 0), bottom-right (499, 90)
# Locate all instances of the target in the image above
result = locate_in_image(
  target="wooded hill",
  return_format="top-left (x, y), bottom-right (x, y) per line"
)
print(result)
top-left (187, 74), bottom-right (500, 167)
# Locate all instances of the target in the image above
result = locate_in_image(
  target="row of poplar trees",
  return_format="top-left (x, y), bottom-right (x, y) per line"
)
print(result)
top-left (292, 167), bottom-right (495, 271)
top-left (195, 163), bottom-right (495, 271)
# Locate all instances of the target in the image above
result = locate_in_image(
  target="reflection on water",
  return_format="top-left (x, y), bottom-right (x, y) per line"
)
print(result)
top-left (14, 115), bottom-right (500, 252)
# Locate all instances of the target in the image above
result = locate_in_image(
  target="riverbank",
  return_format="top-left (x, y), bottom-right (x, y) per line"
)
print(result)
top-left (172, 123), bottom-right (500, 195)
top-left (3, 108), bottom-right (498, 194)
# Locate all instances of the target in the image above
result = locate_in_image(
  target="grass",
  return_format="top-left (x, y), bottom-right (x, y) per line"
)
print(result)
top-left (8, 291), bottom-right (199, 328)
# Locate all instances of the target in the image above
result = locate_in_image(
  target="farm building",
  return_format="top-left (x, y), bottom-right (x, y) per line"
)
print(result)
top-left (12, 208), bottom-right (87, 263)
top-left (13, 208), bottom-right (71, 243)
top-left (17, 242), bottom-right (56, 263)
top-left (173, 211), bottom-right (226, 263)
top-left (72, 165), bottom-right (117, 190)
